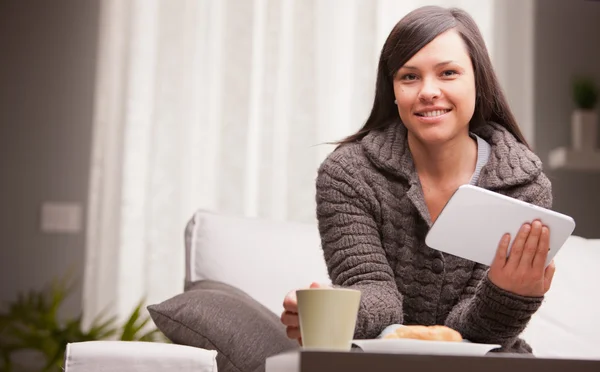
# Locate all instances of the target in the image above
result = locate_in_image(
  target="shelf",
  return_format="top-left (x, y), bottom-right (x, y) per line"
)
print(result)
top-left (548, 147), bottom-right (600, 171)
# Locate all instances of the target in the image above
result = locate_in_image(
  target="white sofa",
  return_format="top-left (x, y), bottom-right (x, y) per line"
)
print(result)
top-left (65, 209), bottom-right (600, 371)
top-left (184, 210), bottom-right (600, 360)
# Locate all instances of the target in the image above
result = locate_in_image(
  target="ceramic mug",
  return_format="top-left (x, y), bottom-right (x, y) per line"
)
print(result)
top-left (296, 288), bottom-right (361, 351)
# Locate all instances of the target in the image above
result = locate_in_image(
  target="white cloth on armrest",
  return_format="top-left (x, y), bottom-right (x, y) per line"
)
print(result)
top-left (64, 341), bottom-right (218, 372)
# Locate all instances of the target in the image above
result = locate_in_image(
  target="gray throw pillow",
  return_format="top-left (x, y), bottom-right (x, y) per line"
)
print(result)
top-left (147, 280), bottom-right (298, 372)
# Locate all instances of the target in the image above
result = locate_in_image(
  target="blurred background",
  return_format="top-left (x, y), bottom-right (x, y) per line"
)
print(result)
top-left (0, 0), bottom-right (598, 364)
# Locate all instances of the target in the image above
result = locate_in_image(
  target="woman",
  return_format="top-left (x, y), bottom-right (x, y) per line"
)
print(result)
top-left (281, 6), bottom-right (555, 354)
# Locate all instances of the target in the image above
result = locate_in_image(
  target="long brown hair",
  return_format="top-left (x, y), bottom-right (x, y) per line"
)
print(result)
top-left (338, 6), bottom-right (529, 148)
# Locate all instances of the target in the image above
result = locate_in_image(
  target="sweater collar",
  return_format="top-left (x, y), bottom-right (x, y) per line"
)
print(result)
top-left (360, 119), bottom-right (544, 227)
top-left (361, 119), bottom-right (543, 191)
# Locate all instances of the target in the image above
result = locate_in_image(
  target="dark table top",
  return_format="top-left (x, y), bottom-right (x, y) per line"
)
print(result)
top-left (266, 349), bottom-right (600, 372)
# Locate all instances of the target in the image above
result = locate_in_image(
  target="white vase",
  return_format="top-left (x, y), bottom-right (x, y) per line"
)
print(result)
top-left (571, 109), bottom-right (598, 151)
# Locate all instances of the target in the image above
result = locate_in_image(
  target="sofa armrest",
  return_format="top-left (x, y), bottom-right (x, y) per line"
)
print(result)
top-left (64, 341), bottom-right (218, 372)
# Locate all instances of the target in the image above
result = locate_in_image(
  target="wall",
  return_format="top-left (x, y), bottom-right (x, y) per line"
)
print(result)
top-left (0, 0), bottom-right (100, 317)
top-left (534, 0), bottom-right (600, 238)
top-left (0, 0), bottom-right (598, 325)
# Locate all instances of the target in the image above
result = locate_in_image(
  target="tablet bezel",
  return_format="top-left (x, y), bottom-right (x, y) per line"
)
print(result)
top-left (424, 185), bottom-right (576, 267)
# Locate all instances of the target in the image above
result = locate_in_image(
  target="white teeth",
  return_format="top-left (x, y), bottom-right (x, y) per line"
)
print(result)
top-left (420, 110), bottom-right (449, 117)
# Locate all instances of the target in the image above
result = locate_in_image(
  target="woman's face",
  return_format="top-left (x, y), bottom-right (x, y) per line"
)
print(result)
top-left (393, 29), bottom-right (476, 146)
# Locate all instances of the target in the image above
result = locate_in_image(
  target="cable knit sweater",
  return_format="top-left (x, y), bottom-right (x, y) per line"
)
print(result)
top-left (315, 120), bottom-right (552, 353)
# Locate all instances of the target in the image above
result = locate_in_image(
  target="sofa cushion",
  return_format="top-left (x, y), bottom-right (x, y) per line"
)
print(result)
top-left (147, 280), bottom-right (298, 372)
top-left (520, 236), bottom-right (600, 359)
top-left (184, 210), bottom-right (331, 315)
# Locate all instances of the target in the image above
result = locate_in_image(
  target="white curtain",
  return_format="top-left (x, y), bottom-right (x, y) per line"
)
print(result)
top-left (83, 0), bottom-right (533, 325)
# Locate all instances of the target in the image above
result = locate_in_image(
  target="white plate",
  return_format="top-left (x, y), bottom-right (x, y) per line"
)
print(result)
top-left (352, 338), bottom-right (501, 356)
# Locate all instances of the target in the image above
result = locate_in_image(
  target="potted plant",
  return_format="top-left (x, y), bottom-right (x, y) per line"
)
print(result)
top-left (0, 275), bottom-right (167, 372)
top-left (571, 76), bottom-right (598, 151)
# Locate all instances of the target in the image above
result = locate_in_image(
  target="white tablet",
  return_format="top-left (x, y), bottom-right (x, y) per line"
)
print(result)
top-left (425, 184), bottom-right (576, 267)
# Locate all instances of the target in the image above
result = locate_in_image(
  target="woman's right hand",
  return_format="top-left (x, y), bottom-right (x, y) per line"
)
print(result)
top-left (281, 282), bottom-right (329, 344)
top-left (488, 220), bottom-right (556, 297)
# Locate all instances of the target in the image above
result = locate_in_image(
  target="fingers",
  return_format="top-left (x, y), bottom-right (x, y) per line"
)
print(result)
top-left (282, 290), bottom-right (298, 313)
top-left (282, 291), bottom-right (301, 342)
top-left (280, 311), bottom-right (299, 327)
top-left (286, 326), bottom-right (301, 340)
top-left (532, 225), bottom-right (551, 270)
top-left (493, 233), bottom-right (510, 268)
top-left (544, 260), bottom-right (556, 293)
top-left (281, 307), bottom-right (301, 341)
top-left (520, 220), bottom-right (542, 267)
top-left (506, 223), bottom-right (531, 270)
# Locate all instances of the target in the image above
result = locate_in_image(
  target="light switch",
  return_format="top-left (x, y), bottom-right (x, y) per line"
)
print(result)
top-left (40, 202), bottom-right (83, 234)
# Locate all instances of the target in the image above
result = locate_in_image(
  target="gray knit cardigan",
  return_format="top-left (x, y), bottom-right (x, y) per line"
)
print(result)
top-left (315, 120), bottom-right (552, 353)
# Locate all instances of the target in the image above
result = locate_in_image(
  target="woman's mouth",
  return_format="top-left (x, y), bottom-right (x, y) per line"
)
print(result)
top-left (414, 109), bottom-right (452, 124)
top-left (415, 109), bottom-right (451, 117)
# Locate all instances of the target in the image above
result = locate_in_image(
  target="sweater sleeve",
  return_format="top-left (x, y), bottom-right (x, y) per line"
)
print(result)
top-left (445, 173), bottom-right (553, 353)
top-left (315, 151), bottom-right (403, 339)
top-left (444, 266), bottom-right (542, 352)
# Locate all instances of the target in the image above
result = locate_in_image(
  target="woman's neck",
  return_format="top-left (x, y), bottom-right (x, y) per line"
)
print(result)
top-left (408, 131), bottom-right (478, 191)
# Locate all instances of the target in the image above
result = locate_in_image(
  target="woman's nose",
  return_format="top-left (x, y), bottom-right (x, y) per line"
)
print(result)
top-left (418, 79), bottom-right (441, 102)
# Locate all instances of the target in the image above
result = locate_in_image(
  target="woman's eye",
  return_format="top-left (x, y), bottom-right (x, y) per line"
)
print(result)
top-left (442, 70), bottom-right (458, 77)
top-left (401, 74), bottom-right (418, 81)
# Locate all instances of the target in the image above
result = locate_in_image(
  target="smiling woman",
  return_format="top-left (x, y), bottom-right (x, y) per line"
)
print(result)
top-left (281, 5), bottom-right (554, 355)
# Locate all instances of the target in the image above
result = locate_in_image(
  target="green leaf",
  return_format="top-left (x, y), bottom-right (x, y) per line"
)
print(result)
top-left (120, 300), bottom-right (145, 341)
top-left (86, 311), bottom-right (119, 339)
top-left (1, 272), bottom-right (165, 371)
top-left (138, 328), bottom-right (166, 342)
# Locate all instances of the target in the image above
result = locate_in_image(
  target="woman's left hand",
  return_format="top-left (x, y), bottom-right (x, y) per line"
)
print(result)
top-left (488, 220), bottom-right (556, 297)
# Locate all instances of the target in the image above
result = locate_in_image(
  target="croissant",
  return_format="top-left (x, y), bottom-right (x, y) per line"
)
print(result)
top-left (383, 325), bottom-right (463, 342)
